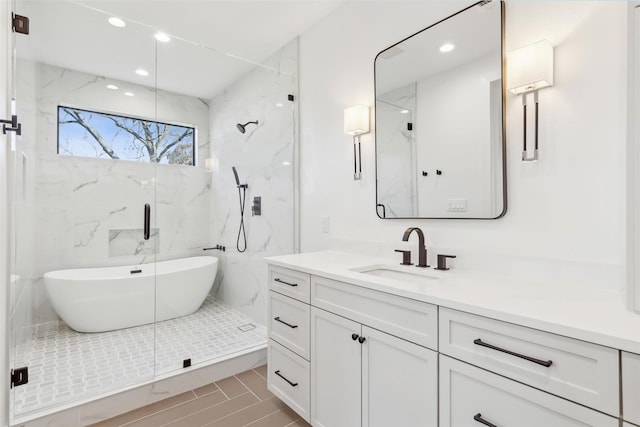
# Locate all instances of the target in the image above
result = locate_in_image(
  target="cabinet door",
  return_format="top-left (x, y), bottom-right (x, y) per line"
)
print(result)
top-left (311, 307), bottom-right (361, 427)
top-left (362, 326), bottom-right (438, 427)
top-left (623, 351), bottom-right (640, 425)
top-left (440, 355), bottom-right (618, 427)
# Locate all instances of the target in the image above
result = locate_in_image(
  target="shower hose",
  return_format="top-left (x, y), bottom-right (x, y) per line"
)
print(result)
top-left (236, 185), bottom-right (247, 253)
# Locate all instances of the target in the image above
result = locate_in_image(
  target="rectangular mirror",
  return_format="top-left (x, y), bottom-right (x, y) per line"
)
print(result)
top-left (374, 0), bottom-right (505, 219)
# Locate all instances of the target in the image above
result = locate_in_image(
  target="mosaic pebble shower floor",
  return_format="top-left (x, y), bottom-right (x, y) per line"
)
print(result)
top-left (11, 297), bottom-right (267, 418)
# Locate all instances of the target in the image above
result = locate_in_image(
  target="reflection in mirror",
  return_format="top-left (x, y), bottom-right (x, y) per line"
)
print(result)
top-left (375, 0), bottom-right (505, 219)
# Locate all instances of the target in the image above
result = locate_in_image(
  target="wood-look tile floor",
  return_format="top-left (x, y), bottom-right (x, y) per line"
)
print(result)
top-left (90, 365), bottom-right (311, 427)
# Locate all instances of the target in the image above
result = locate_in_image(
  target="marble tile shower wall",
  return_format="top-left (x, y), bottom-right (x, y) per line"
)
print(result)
top-left (208, 39), bottom-right (298, 325)
top-left (376, 83), bottom-right (417, 218)
top-left (13, 60), bottom-right (212, 340)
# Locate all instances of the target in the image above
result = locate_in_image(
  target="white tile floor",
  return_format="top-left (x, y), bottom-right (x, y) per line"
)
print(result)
top-left (11, 297), bottom-right (267, 418)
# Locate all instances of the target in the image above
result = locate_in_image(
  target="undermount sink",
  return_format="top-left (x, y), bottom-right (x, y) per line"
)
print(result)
top-left (350, 264), bottom-right (439, 285)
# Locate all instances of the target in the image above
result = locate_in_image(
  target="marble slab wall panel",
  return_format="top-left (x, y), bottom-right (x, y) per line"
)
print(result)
top-left (108, 229), bottom-right (159, 257)
top-left (376, 83), bottom-right (417, 218)
top-left (15, 60), bottom-right (212, 324)
top-left (208, 39), bottom-right (298, 325)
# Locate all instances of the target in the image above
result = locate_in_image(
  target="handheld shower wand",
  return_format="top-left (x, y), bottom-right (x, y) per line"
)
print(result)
top-left (232, 167), bottom-right (248, 252)
top-left (232, 166), bottom-right (247, 189)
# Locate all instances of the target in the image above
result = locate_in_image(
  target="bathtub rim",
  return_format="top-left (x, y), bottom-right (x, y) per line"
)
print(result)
top-left (43, 256), bottom-right (219, 280)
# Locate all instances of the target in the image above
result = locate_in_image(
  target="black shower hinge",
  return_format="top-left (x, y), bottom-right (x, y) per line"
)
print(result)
top-left (12, 13), bottom-right (29, 35)
top-left (407, 122), bottom-right (413, 131)
top-left (183, 359), bottom-right (191, 368)
top-left (11, 367), bottom-right (28, 388)
top-left (288, 94), bottom-right (295, 102)
top-left (1, 115), bottom-right (22, 135)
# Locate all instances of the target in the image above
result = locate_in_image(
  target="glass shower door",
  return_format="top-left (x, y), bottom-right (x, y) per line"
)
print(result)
top-left (152, 34), bottom-right (298, 375)
top-left (9, 1), bottom-right (158, 422)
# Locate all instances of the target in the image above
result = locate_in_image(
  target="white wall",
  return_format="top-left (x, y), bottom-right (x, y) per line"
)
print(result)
top-left (299, 1), bottom-right (627, 289)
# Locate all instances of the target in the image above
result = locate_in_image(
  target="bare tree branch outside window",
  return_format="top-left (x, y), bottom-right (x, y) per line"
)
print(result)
top-left (57, 106), bottom-right (196, 166)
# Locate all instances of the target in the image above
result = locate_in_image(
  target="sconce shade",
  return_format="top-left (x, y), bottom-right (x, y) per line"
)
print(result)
top-left (507, 40), bottom-right (554, 95)
top-left (344, 105), bottom-right (370, 136)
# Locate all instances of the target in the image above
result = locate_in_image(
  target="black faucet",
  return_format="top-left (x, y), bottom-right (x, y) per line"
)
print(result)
top-left (402, 227), bottom-right (429, 268)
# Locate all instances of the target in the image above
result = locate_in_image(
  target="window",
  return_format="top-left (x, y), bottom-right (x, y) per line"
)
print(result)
top-left (57, 106), bottom-right (196, 166)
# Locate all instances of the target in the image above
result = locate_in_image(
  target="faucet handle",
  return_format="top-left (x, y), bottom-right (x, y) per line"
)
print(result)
top-left (435, 254), bottom-right (456, 271)
top-left (394, 249), bottom-right (413, 266)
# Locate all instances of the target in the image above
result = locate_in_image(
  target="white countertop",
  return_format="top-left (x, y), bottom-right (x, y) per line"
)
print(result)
top-left (266, 250), bottom-right (640, 354)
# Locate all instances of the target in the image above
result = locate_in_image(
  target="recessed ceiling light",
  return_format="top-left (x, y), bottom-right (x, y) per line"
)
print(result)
top-left (135, 68), bottom-right (149, 77)
top-left (154, 32), bottom-right (170, 43)
top-left (106, 84), bottom-right (119, 90)
top-left (108, 17), bottom-right (126, 28)
top-left (439, 43), bottom-right (455, 53)
top-left (400, 109), bottom-right (409, 114)
top-left (124, 92), bottom-right (135, 97)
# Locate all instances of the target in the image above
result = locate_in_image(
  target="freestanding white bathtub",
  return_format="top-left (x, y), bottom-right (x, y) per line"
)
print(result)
top-left (43, 256), bottom-right (218, 333)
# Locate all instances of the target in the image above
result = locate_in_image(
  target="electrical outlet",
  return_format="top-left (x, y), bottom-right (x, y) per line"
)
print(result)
top-left (447, 199), bottom-right (467, 212)
top-left (320, 216), bottom-right (330, 233)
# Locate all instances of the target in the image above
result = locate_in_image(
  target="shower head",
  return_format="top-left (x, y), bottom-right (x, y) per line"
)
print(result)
top-left (236, 120), bottom-right (259, 134)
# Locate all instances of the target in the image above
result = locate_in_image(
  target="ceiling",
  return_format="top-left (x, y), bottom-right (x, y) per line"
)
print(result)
top-left (15, 0), bottom-right (343, 99)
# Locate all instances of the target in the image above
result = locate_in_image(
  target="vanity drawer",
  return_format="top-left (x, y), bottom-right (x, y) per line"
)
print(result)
top-left (267, 339), bottom-right (310, 423)
top-left (440, 355), bottom-right (618, 427)
top-left (269, 266), bottom-right (311, 303)
top-left (311, 275), bottom-right (438, 350)
top-left (623, 351), bottom-right (640, 425)
top-left (439, 307), bottom-right (619, 416)
top-left (268, 291), bottom-right (310, 360)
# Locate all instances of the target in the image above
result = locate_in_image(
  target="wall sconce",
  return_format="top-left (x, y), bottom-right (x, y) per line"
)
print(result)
top-left (507, 40), bottom-right (554, 162)
top-left (344, 105), bottom-right (370, 180)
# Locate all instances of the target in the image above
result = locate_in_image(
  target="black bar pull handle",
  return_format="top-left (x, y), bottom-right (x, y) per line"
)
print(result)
top-left (274, 317), bottom-right (298, 329)
top-left (474, 413), bottom-right (498, 427)
top-left (274, 370), bottom-right (298, 387)
top-left (143, 203), bottom-right (150, 240)
top-left (274, 278), bottom-right (298, 287)
top-left (473, 339), bottom-right (553, 368)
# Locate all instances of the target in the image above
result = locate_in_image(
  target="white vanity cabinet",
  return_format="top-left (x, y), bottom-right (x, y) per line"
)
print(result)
top-left (310, 307), bottom-right (361, 427)
top-left (267, 266), bottom-right (312, 423)
top-left (311, 307), bottom-right (438, 427)
top-left (440, 355), bottom-right (618, 427)
top-left (268, 264), bottom-right (439, 427)
top-left (439, 307), bottom-right (620, 416)
top-left (267, 258), bottom-right (633, 427)
top-left (310, 275), bottom-right (438, 427)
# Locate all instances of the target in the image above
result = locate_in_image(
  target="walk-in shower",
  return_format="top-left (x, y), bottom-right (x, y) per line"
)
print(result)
top-left (8, 1), bottom-right (297, 424)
